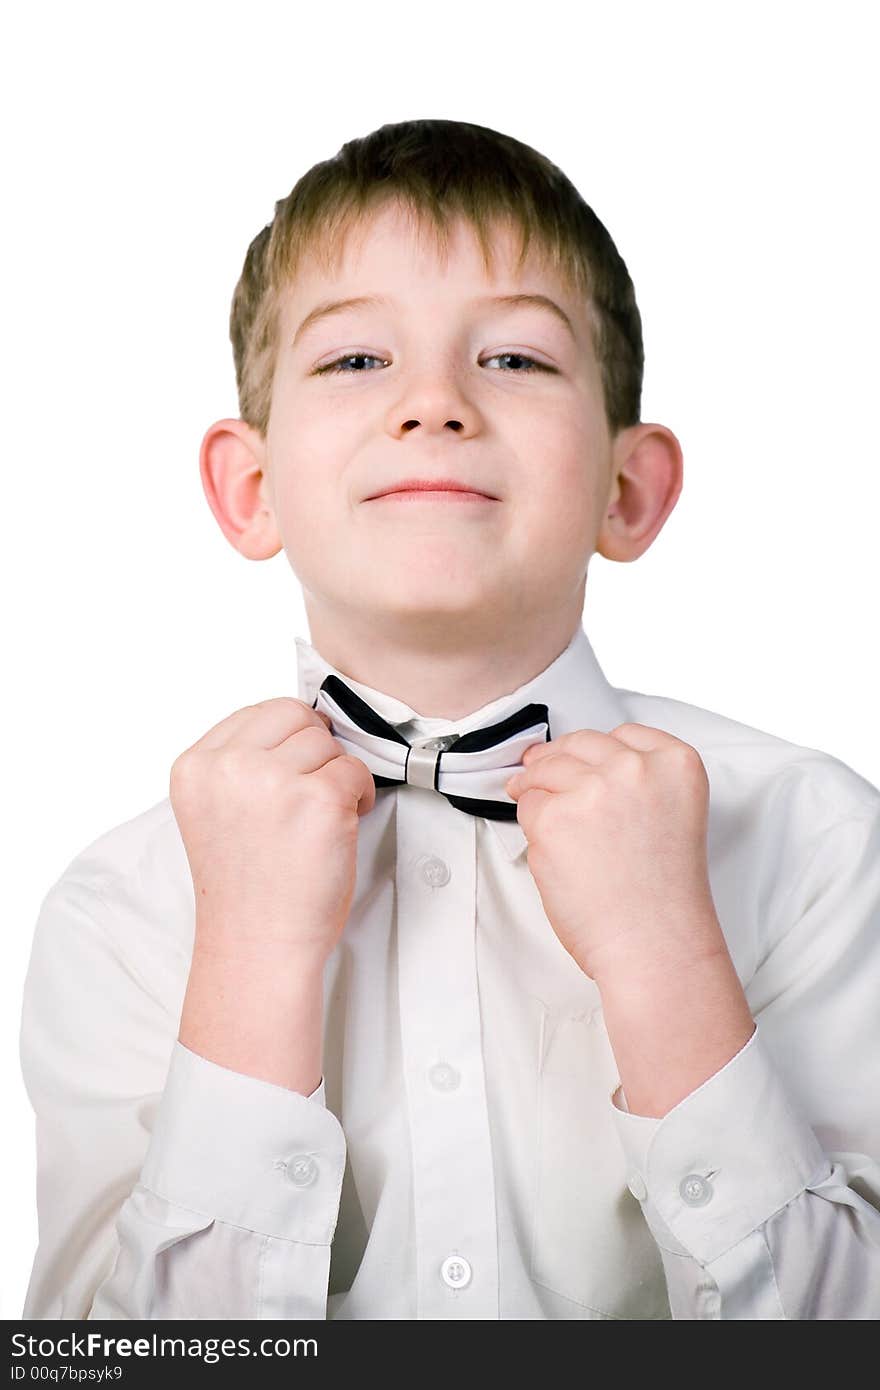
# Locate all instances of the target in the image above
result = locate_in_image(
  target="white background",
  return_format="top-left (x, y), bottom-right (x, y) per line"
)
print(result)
top-left (3, 0), bottom-right (877, 1318)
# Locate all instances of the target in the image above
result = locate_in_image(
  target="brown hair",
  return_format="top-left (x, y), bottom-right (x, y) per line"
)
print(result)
top-left (229, 118), bottom-right (644, 438)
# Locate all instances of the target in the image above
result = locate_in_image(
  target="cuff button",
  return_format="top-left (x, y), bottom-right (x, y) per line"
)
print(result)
top-left (283, 1154), bottom-right (320, 1187)
top-left (680, 1173), bottom-right (713, 1206)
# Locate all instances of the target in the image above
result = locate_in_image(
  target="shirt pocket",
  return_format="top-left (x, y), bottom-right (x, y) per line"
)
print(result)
top-left (529, 1007), bottom-right (672, 1319)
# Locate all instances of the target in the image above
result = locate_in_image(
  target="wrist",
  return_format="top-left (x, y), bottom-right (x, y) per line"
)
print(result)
top-left (179, 943), bottom-right (327, 1094)
top-left (593, 944), bottom-right (755, 1118)
top-left (191, 930), bottom-right (330, 977)
top-left (583, 903), bottom-right (730, 994)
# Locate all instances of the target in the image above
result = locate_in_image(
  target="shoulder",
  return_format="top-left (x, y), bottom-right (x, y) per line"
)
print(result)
top-left (51, 795), bottom-right (189, 901)
top-left (613, 685), bottom-right (880, 830)
top-left (31, 797), bottom-right (194, 1008)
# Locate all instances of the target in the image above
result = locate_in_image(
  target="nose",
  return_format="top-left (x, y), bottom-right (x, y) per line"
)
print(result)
top-left (387, 364), bottom-right (476, 438)
top-left (402, 418), bottom-right (463, 432)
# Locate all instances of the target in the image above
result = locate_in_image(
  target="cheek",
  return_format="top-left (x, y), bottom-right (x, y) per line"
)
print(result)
top-left (531, 454), bottom-right (596, 539)
top-left (269, 468), bottom-right (335, 563)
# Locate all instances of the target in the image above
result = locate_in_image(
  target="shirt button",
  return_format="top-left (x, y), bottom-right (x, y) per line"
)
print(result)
top-left (627, 1172), bottom-right (648, 1201)
top-left (680, 1173), bottom-right (713, 1206)
top-left (284, 1155), bottom-right (319, 1188)
top-left (421, 855), bottom-right (451, 887)
top-left (440, 1254), bottom-right (472, 1289)
top-left (428, 1062), bottom-right (461, 1091)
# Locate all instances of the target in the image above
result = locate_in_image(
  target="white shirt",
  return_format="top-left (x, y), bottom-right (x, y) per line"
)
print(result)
top-left (19, 622), bottom-right (880, 1319)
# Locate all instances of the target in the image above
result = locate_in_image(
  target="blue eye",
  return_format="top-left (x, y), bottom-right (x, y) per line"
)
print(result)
top-left (483, 352), bottom-right (549, 373)
top-left (314, 351), bottom-right (552, 376)
top-left (315, 353), bottom-right (388, 375)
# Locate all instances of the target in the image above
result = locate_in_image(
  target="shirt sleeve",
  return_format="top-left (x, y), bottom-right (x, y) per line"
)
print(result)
top-left (20, 869), bottom-right (347, 1321)
top-left (606, 806), bottom-right (880, 1320)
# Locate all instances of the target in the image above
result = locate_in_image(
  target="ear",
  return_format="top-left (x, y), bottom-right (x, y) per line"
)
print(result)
top-left (595, 422), bottom-right (684, 562)
top-left (198, 418), bottom-right (283, 560)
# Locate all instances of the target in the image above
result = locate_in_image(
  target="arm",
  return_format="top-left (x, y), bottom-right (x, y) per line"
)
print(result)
top-left (602, 807), bottom-right (880, 1319)
top-left (20, 872), bottom-right (346, 1320)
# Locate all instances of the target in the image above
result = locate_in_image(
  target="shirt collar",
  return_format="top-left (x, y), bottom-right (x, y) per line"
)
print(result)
top-left (294, 621), bottom-right (629, 861)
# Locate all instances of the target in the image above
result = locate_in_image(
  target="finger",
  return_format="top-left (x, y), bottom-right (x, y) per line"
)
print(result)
top-left (507, 753), bottom-right (591, 798)
top-left (318, 752), bottom-right (377, 817)
top-left (608, 722), bottom-right (683, 752)
top-left (274, 721), bottom-right (347, 773)
top-left (509, 784), bottom-right (552, 826)
top-left (270, 725), bottom-right (377, 816)
top-left (523, 724), bottom-right (675, 766)
top-left (266, 702), bottom-right (335, 745)
top-left (522, 730), bottom-right (620, 766)
top-left (201, 698), bottom-right (331, 751)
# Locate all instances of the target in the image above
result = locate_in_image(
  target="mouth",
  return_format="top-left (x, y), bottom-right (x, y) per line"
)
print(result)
top-left (364, 477), bottom-right (499, 502)
top-left (366, 489), bottom-right (498, 504)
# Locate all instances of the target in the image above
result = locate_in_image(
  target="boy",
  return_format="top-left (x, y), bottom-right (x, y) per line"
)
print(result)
top-left (20, 118), bottom-right (880, 1320)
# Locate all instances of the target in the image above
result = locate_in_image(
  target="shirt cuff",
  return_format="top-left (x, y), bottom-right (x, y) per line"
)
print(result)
top-left (606, 1020), bottom-right (832, 1264)
top-left (139, 1041), bottom-right (347, 1244)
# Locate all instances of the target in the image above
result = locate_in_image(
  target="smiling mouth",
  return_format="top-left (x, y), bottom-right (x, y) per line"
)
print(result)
top-left (365, 476), bottom-right (500, 501)
top-left (367, 488), bottom-right (497, 502)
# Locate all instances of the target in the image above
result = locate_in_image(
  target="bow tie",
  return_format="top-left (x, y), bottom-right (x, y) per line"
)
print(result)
top-left (311, 674), bottom-right (551, 821)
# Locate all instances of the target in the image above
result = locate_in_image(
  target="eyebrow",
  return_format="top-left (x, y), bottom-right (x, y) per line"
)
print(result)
top-left (291, 292), bottom-right (577, 347)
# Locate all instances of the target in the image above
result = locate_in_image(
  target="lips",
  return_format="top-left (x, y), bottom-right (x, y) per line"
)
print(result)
top-left (366, 477), bottom-right (498, 500)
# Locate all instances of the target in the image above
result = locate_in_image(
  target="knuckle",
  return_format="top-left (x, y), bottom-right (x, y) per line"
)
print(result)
top-left (169, 750), bottom-right (208, 809)
top-left (251, 696), bottom-right (315, 725)
top-left (336, 756), bottom-right (364, 778)
top-left (212, 746), bottom-right (251, 786)
top-left (170, 751), bottom-right (198, 785)
top-left (675, 739), bottom-right (702, 766)
top-left (673, 741), bottom-right (707, 783)
top-left (345, 752), bottom-right (374, 783)
top-left (616, 748), bottom-right (643, 776)
top-left (297, 722), bottom-right (337, 756)
top-left (331, 753), bottom-right (374, 793)
top-left (329, 755), bottom-right (361, 787)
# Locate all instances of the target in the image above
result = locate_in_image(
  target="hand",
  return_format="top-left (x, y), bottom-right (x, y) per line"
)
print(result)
top-left (506, 723), bottom-right (722, 985)
top-left (170, 698), bottom-right (375, 963)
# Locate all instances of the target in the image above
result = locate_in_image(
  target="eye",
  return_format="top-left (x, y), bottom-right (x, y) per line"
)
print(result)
top-left (313, 352), bottom-right (389, 375)
top-left (313, 350), bottom-right (554, 376)
top-left (481, 351), bottom-right (552, 373)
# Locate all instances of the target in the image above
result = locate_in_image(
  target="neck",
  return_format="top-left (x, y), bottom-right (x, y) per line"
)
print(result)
top-left (303, 594), bottom-right (585, 721)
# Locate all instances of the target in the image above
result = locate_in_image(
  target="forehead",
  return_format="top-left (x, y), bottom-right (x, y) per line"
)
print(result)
top-left (278, 200), bottom-right (591, 336)
top-left (311, 200), bottom-right (549, 278)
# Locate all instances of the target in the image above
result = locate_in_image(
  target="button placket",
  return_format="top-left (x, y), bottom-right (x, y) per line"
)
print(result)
top-left (394, 783), bottom-right (500, 1316)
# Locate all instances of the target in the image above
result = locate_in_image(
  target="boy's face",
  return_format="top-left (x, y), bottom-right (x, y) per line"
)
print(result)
top-left (213, 200), bottom-right (675, 649)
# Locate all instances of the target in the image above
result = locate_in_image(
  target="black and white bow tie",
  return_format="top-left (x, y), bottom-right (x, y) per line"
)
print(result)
top-left (311, 674), bottom-right (551, 821)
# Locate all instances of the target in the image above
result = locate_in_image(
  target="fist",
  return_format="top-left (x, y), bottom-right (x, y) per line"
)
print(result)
top-left (506, 723), bottom-right (720, 984)
top-left (169, 698), bottom-right (376, 962)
